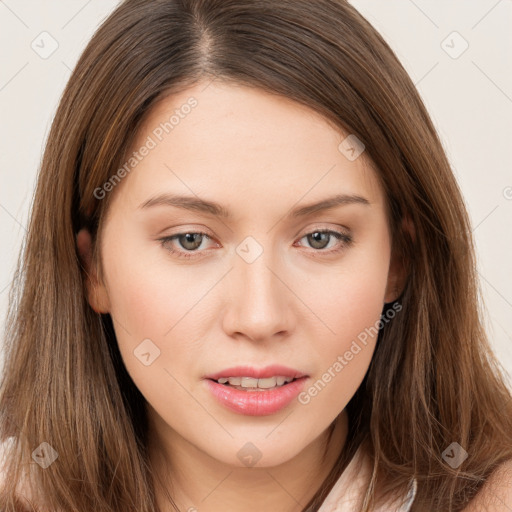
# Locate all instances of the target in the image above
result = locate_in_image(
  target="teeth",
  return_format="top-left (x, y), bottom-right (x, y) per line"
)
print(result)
top-left (216, 376), bottom-right (295, 389)
top-left (241, 377), bottom-right (259, 388)
top-left (256, 377), bottom-right (279, 389)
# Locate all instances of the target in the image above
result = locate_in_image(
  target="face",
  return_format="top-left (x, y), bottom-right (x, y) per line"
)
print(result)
top-left (78, 80), bottom-right (400, 469)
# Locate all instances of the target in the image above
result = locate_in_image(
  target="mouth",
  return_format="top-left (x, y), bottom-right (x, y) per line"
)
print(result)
top-left (204, 375), bottom-right (309, 416)
top-left (207, 375), bottom-right (301, 391)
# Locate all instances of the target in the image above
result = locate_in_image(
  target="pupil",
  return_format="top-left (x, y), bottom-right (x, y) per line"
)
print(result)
top-left (181, 233), bottom-right (202, 250)
top-left (309, 232), bottom-right (328, 249)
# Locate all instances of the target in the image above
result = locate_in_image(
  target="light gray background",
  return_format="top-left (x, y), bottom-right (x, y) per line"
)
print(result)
top-left (1, 1), bottom-right (511, 386)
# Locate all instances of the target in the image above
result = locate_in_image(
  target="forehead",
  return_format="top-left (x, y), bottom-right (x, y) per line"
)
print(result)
top-left (112, 80), bottom-right (385, 217)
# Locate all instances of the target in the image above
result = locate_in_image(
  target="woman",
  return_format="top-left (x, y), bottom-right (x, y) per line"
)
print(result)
top-left (1, 1), bottom-right (511, 510)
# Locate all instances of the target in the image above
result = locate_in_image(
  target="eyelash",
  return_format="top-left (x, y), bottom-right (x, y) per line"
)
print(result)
top-left (158, 229), bottom-right (353, 260)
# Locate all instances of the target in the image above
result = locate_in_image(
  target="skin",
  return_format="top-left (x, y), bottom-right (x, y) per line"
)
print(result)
top-left (77, 80), bottom-right (404, 512)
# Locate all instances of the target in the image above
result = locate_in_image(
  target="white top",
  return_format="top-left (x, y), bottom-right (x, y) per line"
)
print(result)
top-left (318, 444), bottom-right (417, 511)
top-left (1, 437), bottom-right (416, 511)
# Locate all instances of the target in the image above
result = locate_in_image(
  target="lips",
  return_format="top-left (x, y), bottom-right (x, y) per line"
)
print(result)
top-left (204, 364), bottom-right (308, 381)
top-left (205, 376), bottom-right (309, 416)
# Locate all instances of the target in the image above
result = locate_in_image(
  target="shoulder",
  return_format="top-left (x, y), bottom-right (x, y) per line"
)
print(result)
top-left (319, 445), bottom-right (370, 511)
top-left (319, 445), bottom-right (415, 512)
top-left (462, 459), bottom-right (512, 511)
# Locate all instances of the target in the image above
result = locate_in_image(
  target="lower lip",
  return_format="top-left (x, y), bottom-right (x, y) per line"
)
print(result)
top-left (205, 377), bottom-right (308, 416)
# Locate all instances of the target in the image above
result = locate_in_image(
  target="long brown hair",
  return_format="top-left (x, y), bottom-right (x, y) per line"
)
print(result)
top-left (1, 0), bottom-right (511, 510)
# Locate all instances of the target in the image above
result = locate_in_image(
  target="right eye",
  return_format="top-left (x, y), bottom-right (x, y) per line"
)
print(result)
top-left (158, 232), bottom-right (218, 259)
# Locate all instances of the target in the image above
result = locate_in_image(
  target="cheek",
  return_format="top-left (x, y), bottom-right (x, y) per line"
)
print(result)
top-left (300, 234), bottom-right (391, 409)
top-left (98, 223), bottom-right (216, 393)
top-left (309, 228), bottom-right (390, 335)
top-left (101, 211), bottom-right (219, 334)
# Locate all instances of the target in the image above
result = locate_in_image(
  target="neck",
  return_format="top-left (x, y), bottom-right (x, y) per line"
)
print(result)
top-left (147, 410), bottom-right (349, 512)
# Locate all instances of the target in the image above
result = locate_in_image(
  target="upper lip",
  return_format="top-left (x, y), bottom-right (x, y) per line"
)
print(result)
top-left (204, 365), bottom-right (308, 381)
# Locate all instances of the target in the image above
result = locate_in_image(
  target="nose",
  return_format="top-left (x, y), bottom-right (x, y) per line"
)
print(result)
top-left (221, 247), bottom-right (294, 343)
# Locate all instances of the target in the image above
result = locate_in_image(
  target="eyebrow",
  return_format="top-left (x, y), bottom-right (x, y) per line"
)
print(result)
top-left (138, 193), bottom-right (370, 218)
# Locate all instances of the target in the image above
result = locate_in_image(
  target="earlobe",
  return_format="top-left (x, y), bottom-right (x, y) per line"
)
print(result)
top-left (384, 215), bottom-right (415, 304)
top-left (384, 247), bottom-right (407, 302)
top-left (76, 228), bottom-right (110, 313)
top-left (384, 262), bottom-right (403, 304)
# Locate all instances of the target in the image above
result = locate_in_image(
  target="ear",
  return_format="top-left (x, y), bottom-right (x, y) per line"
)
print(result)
top-left (76, 228), bottom-right (110, 313)
top-left (384, 216), bottom-right (414, 304)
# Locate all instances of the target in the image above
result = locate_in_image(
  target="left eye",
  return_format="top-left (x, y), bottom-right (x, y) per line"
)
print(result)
top-left (296, 230), bottom-right (352, 252)
top-left (158, 229), bottom-right (352, 260)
